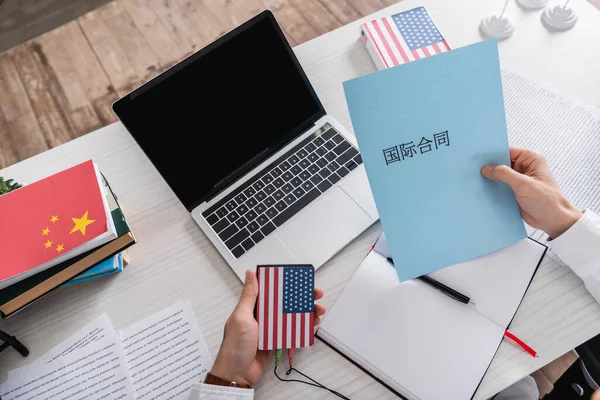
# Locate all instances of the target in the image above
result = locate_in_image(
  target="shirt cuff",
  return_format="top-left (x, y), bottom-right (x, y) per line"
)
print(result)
top-left (550, 210), bottom-right (600, 279)
top-left (189, 383), bottom-right (254, 398)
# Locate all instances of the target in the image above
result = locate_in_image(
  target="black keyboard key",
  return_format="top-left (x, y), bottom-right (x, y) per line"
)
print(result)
top-left (346, 160), bottom-right (358, 171)
top-left (247, 221), bottom-right (260, 233)
top-left (264, 184), bottom-right (275, 195)
top-left (296, 149), bottom-right (308, 159)
top-left (291, 165), bottom-right (302, 175)
top-left (271, 167), bottom-right (282, 177)
top-left (314, 137), bottom-right (325, 146)
top-left (333, 141), bottom-right (351, 156)
top-left (225, 228), bottom-right (250, 250)
top-left (234, 193), bottom-right (247, 204)
top-left (246, 197), bottom-right (258, 208)
top-left (275, 200), bottom-right (287, 212)
top-left (237, 204), bottom-right (249, 215)
top-left (310, 174), bottom-right (323, 185)
top-left (337, 167), bottom-right (349, 178)
top-left (299, 171), bottom-right (311, 181)
top-left (273, 178), bottom-right (285, 188)
top-left (242, 238), bottom-right (255, 251)
top-left (302, 181), bottom-right (314, 191)
top-left (322, 128), bottom-right (336, 141)
top-left (291, 177), bottom-right (302, 187)
top-left (317, 180), bottom-right (332, 192)
top-left (282, 171), bottom-right (293, 181)
top-left (246, 209), bottom-right (257, 221)
top-left (266, 207), bottom-right (278, 219)
top-left (261, 222), bottom-right (276, 237)
top-left (336, 147), bottom-right (359, 166)
top-left (236, 217), bottom-right (249, 229)
top-left (273, 190), bottom-right (285, 200)
top-left (316, 158), bottom-right (328, 168)
top-left (293, 187), bottom-right (305, 198)
top-left (243, 187), bottom-right (256, 198)
top-left (284, 193), bottom-right (297, 205)
top-left (308, 164), bottom-right (320, 174)
top-left (325, 152), bottom-right (336, 162)
top-left (262, 174), bottom-right (273, 185)
top-left (227, 211), bottom-right (240, 223)
top-left (282, 183), bottom-right (294, 194)
top-left (289, 155), bottom-right (300, 165)
top-left (251, 231), bottom-right (264, 244)
top-left (316, 147), bottom-right (327, 156)
top-left (305, 142), bottom-right (316, 153)
top-left (255, 190), bottom-right (266, 202)
top-left (299, 159), bottom-right (310, 169)
top-left (354, 154), bottom-right (363, 165)
top-left (329, 173), bottom-right (341, 185)
top-left (319, 168), bottom-right (331, 179)
top-left (206, 213), bottom-right (219, 225)
top-left (273, 188), bottom-right (321, 227)
top-left (225, 200), bottom-right (237, 211)
top-left (219, 224), bottom-right (238, 242)
top-left (216, 207), bottom-right (228, 218)
top-left (264, 197), bottom-right (276, 208)
top-left (328, 161), bottom-right (340, 173)
top-left (212, 218), bottom-right (229, 234)
top-left (280, 161), bottom-right (291, 171)
top-left (308, 153), bottom-right (319, 163)
top-left (252, 180), bottom-right (265, 191)
top-left (256, 214), bottom-right (269, 226)
top-left (255, 203), bottom-right (267, 214)
top-left (332, 134), bottom-right (344, 144)
top-left (324, 141), bottom-right (335, 151)
top-left (232, 245), bottom-right (245, 258)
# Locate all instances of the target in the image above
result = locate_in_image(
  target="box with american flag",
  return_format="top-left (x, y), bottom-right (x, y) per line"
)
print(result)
top-left (360, 6), bottom-right (451, 70)
top-left (256, 264), bottom-right (315, 351)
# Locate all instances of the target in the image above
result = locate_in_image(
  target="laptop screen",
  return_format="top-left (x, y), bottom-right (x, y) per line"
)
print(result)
top-left (113, 11), bottom-right (324, 211)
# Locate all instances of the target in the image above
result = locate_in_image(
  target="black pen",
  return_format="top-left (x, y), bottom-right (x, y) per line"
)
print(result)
top-left (386, 257), bottom-right (475, 305)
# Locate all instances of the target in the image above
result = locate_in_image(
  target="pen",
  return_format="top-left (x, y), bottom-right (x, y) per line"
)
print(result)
top-left (386, 257), bottom-right (475, 305)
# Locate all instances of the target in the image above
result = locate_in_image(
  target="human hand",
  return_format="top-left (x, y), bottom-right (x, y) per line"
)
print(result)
top-left (209, 269), bottom-right (326, 386)
top-left (481, 147), bottom-right (582, 239)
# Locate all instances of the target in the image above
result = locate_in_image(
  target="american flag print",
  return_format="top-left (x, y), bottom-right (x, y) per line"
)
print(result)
top-left (257, 265), bottom-right (315, 351)
top-left (361, 7), bottom-right (450, 69)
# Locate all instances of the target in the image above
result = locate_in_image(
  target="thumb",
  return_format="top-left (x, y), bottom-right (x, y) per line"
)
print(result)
top-left (481, 164), bottom-right (528, 190)
top-left (235, 270), bottom-right (259, 314)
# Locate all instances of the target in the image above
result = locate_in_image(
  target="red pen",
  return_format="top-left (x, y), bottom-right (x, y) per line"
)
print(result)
top-left (504, 330), bottom-right (538, 357)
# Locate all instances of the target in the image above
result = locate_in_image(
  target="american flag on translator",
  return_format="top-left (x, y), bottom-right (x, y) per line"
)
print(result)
top-left (257, 265), bottom-right (314, 350)
top-left (361, 7), bottom-right (450, 69)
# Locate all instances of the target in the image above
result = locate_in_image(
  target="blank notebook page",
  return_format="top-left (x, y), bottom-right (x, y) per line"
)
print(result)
top-left (319, 238), bottom-right (546, 400)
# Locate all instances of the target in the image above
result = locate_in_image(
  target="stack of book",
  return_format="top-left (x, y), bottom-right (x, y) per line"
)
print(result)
top-left (0, 160), bottom-right (136, 318)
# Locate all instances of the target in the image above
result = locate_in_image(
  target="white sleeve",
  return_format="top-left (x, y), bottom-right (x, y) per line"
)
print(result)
top-left (550, 210), bottom-right (600, 303)
top-left (187, 383), bottom-right (254, 400)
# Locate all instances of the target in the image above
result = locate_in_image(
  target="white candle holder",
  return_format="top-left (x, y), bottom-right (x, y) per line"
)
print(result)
top-left (542, 1), bottom-right (578, 30)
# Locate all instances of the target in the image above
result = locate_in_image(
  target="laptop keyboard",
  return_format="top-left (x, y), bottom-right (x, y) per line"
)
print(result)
top-left (201, 124), bottom-right (363, 259)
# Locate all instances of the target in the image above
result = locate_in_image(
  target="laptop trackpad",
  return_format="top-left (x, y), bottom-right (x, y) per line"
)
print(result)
top-left (276, 187), bottom-right (372, 268)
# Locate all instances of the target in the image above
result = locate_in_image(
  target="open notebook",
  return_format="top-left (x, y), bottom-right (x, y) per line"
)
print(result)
top-left (317, 234), bottom-right (547, 400)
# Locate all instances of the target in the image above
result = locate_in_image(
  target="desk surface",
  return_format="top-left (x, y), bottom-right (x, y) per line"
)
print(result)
top-left (2, 0), bottom-right (600, 398)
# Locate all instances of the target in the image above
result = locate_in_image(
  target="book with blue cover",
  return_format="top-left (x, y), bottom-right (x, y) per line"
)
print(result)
top-left (343, 39), bottom-right (526, 281)
top-left (62, 253), bottom-right (123, 286)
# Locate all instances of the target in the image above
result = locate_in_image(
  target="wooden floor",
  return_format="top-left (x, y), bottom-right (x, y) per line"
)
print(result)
top-left (0, 0), bottom-right (591, 397)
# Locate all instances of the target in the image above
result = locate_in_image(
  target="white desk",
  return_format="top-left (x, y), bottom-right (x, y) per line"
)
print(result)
top-left (2, 0), bottom-right (600, 398)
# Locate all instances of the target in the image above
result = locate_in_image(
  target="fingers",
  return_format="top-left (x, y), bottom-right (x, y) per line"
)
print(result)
top-left (481, 164), bottom-right (529, 191)
top-left (234, 270), bottom-right (259, 314)
top-left (591, 388), bottom-right (600, 400)
top-left (315, 304), bottom-right (326, 317)
top-left (314, 287), bottom-right (324, 300)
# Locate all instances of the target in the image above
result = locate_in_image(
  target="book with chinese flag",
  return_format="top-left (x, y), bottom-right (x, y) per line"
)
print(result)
top-left (0, 160), bottom-right (117, 289)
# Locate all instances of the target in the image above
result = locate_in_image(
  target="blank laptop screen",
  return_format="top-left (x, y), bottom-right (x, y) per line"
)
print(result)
top-left (113, 12), bottom-right (323, 211)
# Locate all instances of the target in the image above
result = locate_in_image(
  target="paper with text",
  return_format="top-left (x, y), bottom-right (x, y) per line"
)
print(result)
top-left (344, 39), bottom-right (526, 281)
top-left (0, 330), bottom-right (135, 400)
top-left (120, 301), bottom-right (213, 400)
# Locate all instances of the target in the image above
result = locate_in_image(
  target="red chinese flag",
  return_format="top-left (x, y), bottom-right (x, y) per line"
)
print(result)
top-left (0, 160), bottom-right (109, 282)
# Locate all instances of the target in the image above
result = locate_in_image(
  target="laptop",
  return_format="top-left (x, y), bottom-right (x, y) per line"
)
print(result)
top-left (112, 10), bottom-right (379, 281)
